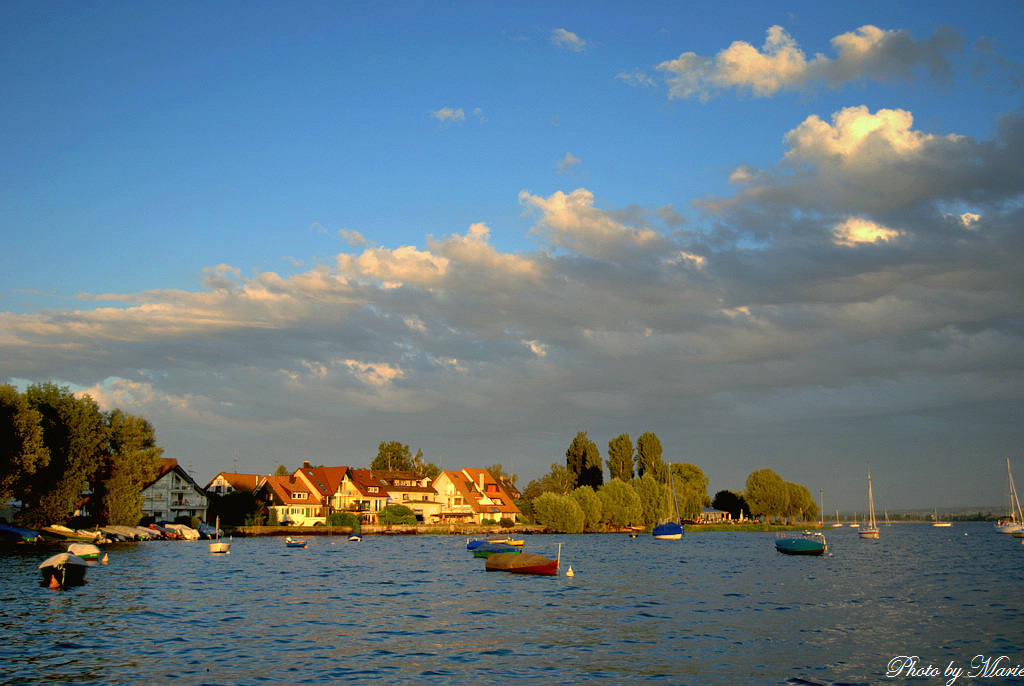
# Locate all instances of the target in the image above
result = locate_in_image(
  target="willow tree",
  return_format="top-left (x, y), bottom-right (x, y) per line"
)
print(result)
top-left (607, 433), bottom-right (634, 481)
top-left (570, 485), bottom-right (603, 532)
top-left (533, 491), bottom-right (584, 533)
top-left (672, 462), bottom-right (711, 521)
top-left (597, 478), bottom-right (643, 529)
top-left (92, 409), bottom-right (163, 526)
top-left (0, 384), bottom-right (49, 504)
top-left (371, 441), bottom-right (413, 471)
top-left (744, 468), bottom-right (790, 523)
top-left (21, 383), bottom-right (108, 526)
top-left (634, 471), bottom-right (670, 528)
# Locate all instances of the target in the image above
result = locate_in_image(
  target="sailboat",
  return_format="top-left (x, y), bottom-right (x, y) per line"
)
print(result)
top-left (858, 467), bottom-right (880, 539)
top-left (994, 458), bottom-right (1024, 534)
top-left (208, 516), bottom-right (230, 554)
top-left (652, 462), bottom-right (684, 540)
top-left (932, 508), bottom-right (952, 527)
top-left (832, 509), bottom-right (843, 527)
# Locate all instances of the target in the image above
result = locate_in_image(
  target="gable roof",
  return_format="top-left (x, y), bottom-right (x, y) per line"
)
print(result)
top-left (295, 465), bottom-right (349, 498)
top-left (346, 468), bottom-right (392, 498)
top-left (260, 475), bottom-right (320, 505)
top-left (145, 458), bottom-right (204, 492)
top-left (206, 472), bottom-right (262, 492)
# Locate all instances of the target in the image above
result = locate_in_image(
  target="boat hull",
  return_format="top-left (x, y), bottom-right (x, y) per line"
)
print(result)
top-left (858, 528), bottom-right (880, 539)
top-left (472, 542), bottom-right (521, 557)
top-left (67, 543), bottom-right (101, 560)
top-left (485, 552), bottom-right (559, 576)
top-left (775, 533), bottom-right (827, 556)
top-left (208, 541), bottom-right (231, 554)
top-left (39, 552), bottom-right (89, 587)
top-left (652, 521), bottom-right (684, 540)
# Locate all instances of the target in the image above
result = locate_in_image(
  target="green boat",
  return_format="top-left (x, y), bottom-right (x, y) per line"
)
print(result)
top-left (472, 542), bottom-right (521, 558)
top-left (774, 531), bottom-right (827, 556)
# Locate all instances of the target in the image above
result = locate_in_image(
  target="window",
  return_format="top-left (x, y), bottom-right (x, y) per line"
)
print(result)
top-left (293, 492), bottom-right (307, 500)
top-left (368, 486), bottom-right (378, 493)
top-left (402, 494), bottom-right (409, 500)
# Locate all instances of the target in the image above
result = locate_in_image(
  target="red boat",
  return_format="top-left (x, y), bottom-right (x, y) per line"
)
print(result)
top-left (485, 550), bottom-right (560, 576)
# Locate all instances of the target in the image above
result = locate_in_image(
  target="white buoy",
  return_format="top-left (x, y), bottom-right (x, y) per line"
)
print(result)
top-left (566, 565), bottom-right (574, 577)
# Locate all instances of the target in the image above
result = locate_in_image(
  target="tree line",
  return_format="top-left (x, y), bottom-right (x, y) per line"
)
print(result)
top-left (515, 430), bottom-right (820, 533)
top-left (1, 382), bottom-right (163, 528)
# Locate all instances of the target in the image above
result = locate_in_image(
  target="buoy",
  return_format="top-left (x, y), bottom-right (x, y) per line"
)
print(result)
top-left (566, 565), bottom-right (574, 577)
top-left (48, 574), bottom-right (61, 589)
top-left (101, 553), bottom-right (109, 564)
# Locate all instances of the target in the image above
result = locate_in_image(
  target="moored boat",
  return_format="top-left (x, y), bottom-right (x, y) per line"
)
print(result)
top-left (858, 467), bottom-right (880, 540)
top-left (472, 542), bottom-right (521, 558)
top-left (208, 517), bottom-right (230, 554)
top-left (285, 537), bottom-right (307, 548)
top-left (348, 533), bottom-right (362, 542)
top-left (0, 522), bottom-right (41, 544)
top-left (775, 532), bottom-right (827, 556)
top-left (485, 552), bottom-right (559, 575)
top-left (994, 458), bottom-right (1024, 534)
top-left (39, 552), bottom-right (89, 587)
top-left (67, 542), bottom-right (101, 560)
top-left (653, 462), bottom-right (684, 540)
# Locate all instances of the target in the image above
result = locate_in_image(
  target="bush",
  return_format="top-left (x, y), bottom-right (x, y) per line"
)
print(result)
top-left (327, 511), bottom-right (361, 532)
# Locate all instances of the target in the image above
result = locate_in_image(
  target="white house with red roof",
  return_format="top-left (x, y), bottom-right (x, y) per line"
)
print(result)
top-left (432, 468), bottom-right (521, 525)
top-left (141, 458), bottom-right (209, 522)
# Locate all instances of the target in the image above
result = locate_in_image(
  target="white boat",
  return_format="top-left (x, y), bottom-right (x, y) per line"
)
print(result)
top-left (832, 509), bottom-right (843, 527)
top-left (39, 552), bottom-right (89, 587)
top-left (859, 468), bottom-right (880, 539)
top-left (208, 517), bottom-right (230, 554)
top-left (67, 542), bottom-right (101, 560)
top-left (994, 458), bottom-right (1024, 534)
top-left (932, 509), bottom-right (952, 527)
top-left (165, 523), bottom-right (201, 540)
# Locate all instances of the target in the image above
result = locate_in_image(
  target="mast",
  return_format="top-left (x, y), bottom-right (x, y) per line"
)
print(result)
top-left (668, 462), bottom-right (680, 523)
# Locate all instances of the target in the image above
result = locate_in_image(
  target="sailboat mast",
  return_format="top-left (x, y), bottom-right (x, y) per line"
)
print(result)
top-left (668, 461), bottom-right (680, 523)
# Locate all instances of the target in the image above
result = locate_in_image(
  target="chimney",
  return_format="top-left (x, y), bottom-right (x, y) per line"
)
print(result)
top-left (303, 460), bottom-right (311, 469)
top-left (478, 472), bottom-right (484, 491)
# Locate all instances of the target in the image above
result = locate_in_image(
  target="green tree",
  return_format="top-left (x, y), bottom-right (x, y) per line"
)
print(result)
top-left (566, 431), bottom-right (603, 490)
top-left (92, 409), bottom-right (163, 526)
top-left (532, 491), bottom-right (584, 533)
top-left (371, 441), bottom-right (413, 471)
top-left (784, 481), bottom-right (818, 523)
top-left (607, 433), bottom-right (634, 481)
top-left (411, 449), bottom-right (440, 480)
top-left (522, 463), bottom-right (574, 498)
top-left (673, 463), bottom-right (711, 521)
top-left (597, 478), bottom-right (643, 529)
top-left (570, 485), bottom-right (603, 532)
top-left (711, 490), bottom-right (749, 520)
top-left (274, 464), bottom-right (290, 476)
top-left (484, 464), bottom-right (517, 487)
top-left (635, 471), bottom-right (670, 528)
top-left (213, 490), bottom-right (262, 527)
top-left (744, 468), bottom-right (790, 522)
top-left (635, 431), bottom-right (664, 479)
top-left (20, 383), bottom-right (108, 527)
top-left (0, 384), bottom-right (49, 504)
top-left (379, 503), bottom-right (417, 526)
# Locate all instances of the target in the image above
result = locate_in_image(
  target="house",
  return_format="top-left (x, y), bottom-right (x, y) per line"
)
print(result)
top-left (293, 462), bottom-right (350, 522)
top-left (256, 474), bottom-right (322, 526)
top-left (432, 469), bottom-right (522, 525)
top-left (343, 468), bottom-right (392, 525)
top-left (700, 507), bottom-right (730, 523)
top-left (141, 458), bottom-right (209, 522)
top-left (206, 472), bottom-right (264, 495)
top-left (371, 470), bottom-right (443, 523)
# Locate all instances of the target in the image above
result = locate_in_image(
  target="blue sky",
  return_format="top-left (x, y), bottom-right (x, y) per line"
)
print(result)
top-left (3, 2), bottom-right (1023, 511)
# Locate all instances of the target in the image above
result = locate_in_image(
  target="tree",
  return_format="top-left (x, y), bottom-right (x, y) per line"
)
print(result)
top-left (0, 384), bottom-right (49, 504)
top-left (673, 463), bottom-right (711, 521)
top-left (607, 433), bottom-right (634, 481)
top-left (784, 481), bottom-right (818, 523)
top-left (20, 383), bottom-right (108, 527)
top-left (522, 463), bottom-right (574, 498)
top-left (635, 472), bottom-right (670, 528)
top-left (411, 449), bottom-right (440, 480)
top-left (213, 490), bottom-right (262, 527)
top-left (570, 485), bottom-right (603, 532)
top-left (484, 464), bottom-right (517, 487)
top-left (565, 431), bottom-right (603, 490)
top-left (712, 490), bottom-right (749, 520)
top-left (744, 469), bottom-right (790, 522)
top-left (597, 478), bottom-right (643, 529)
top-left (274, 464), bottom-right (290, 476)
top-left (371, 441), bottom-right (413, 472)
top-left (532, 491), bottom-right (584, 533)
top-left (379, 504), bottom-right (417, 526)
top-left (635, 431), bottom-right (664, 479)
top-left (92, 409), bottom-right (163, 526)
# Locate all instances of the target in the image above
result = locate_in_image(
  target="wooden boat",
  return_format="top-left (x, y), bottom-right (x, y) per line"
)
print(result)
top-left (285, 536), bottom-right (307, 548)
top-left (67, 542), bottom-right (101, 560)
top-left (994, 458), bottom-right (1024, 534)
top-left (485, 545), bottom-right (561, 576)
top-left (653, 462), bottom-right (684, 540)
top-left (347, 533), bottom-right (362, 542)
top-left (39, 552), bottom-right (89, 587)
top-left (472, 542), bottom-right (521, 558)
top-left (208, 517), bottom-right (230, 554)
top-left (775, 531), bottom-right (827, 556)
top-left (859, 467), bottom-right (880, 539)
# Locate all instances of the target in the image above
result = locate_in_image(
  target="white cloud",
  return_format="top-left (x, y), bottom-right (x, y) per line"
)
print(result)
top-left (431, 107), bottom-right (465, 123)
top-left (556, 152), bottom-right (582, 176)
top-left (657, 24), bottom-right (963, 100)
top-left (551, 28), bottom-right (586, 52)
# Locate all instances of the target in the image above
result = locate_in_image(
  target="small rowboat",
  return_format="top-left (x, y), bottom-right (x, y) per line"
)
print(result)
top-left (67, 542), bottom-right (101, 560)
top-left (39, 552), bottom-right (89, 587)
top-left (347, 533), bottom-right (362, 542)
top-left (485, 552), bottom-right (559, 576)
top-left (472, 542), bottom-right (521, 558)
top-left (285, 537), bottom-right (307, 548)
top-left (774, 532), bottom-right (827, 556)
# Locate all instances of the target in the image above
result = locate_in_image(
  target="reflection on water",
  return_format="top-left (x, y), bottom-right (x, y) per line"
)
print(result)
top-left (1, 525), bottom-right (1022, 685)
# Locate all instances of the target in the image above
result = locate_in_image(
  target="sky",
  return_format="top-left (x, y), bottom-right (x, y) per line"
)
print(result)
top-left (2, 1), bottom-right (1023, 512)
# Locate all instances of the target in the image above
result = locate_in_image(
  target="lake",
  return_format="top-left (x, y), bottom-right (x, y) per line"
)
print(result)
top-left (1, 524), bottom-right (1022, 685)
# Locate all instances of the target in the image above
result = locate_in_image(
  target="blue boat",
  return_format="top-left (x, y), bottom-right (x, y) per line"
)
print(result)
top-left (348, 533), bottom-right (362, 542)
top-left (653, 462), bottom-right (684, 540)
top-left (774, 531), bottom-right (828, 556)
top-left (0, 522), bottom-right (41, 544)
top-left (472, 542), bottom-right (521, 558)
top-left (285, 537), bottom-right (307, 548)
